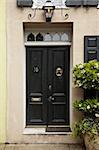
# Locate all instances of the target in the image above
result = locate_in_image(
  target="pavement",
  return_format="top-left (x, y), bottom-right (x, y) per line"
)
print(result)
top-left (0, 144), bottom-right (85, 150)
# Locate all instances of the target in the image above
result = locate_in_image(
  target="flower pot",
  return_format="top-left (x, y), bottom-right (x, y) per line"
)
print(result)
top-left (84, 134), bottom-right (99, 150)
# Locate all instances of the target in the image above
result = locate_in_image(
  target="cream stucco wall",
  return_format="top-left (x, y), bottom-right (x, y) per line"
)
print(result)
top-left (0, 0), bottom-right (6, 143)
top-left (7, 0), bottom-right (99, 143)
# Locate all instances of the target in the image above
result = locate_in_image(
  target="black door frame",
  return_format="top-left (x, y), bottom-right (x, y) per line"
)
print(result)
top-left (26, 46), bottom-right (70, 127)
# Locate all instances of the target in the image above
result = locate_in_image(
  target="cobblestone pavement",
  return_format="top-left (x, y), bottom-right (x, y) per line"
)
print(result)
top-left (0, 144), bottom-right (85, 150)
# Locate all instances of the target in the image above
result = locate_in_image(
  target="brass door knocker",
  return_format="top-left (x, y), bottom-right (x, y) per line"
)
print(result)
top-left (56, 67), bottom-right (63, 77)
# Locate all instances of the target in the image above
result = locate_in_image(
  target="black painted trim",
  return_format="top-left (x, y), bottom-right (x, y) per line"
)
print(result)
top-left (65, 0), bottom-right (82, 7)
top-left (46, 127), bottom-right (71, 132)
top-left (83, 0), bottom-right (98, 7)
top-left (17, 0), bottom-right (33, 7)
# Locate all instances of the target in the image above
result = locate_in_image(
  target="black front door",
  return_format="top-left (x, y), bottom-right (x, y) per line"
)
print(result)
top-left (26, 46), bottom-right (70, 126)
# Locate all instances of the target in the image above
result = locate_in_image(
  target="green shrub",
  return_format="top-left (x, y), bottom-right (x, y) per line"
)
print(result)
top-left (74, 118), bottom-right (99, 140)
top-left (73, 60), bottom-right (99, 90)
top-left (73, 99), bottom-right (99, 115)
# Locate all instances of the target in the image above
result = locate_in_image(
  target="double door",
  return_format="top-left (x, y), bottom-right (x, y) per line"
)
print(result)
top-left (26, 46), bottom-right (70, 126)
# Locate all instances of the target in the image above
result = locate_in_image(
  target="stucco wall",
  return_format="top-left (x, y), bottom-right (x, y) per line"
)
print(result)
top-left (7, 0), bottom-right (99, 143)
top-left (0, 0), bottom-right (6, 143)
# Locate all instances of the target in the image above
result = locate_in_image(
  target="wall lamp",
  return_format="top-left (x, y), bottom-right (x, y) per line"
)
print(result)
top-left (42, 0), bottom-right (55, 22)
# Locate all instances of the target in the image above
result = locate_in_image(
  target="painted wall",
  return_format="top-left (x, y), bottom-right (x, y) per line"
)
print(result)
top-left (6, 0), bottom-right (99, 143)
top-left (0, 0), bottom-right (6, 143)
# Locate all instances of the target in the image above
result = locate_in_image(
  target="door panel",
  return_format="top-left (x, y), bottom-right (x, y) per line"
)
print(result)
top-left (48, 47), bottom-right (70, 125)
top-left (26, 47), bottom-right (47, 125)
top-left (26, 46), bottom-right (70, 126)
top-left (53, 51), bottom-right (65, 93)
top-left (30, 50), bottom-right (42, 93)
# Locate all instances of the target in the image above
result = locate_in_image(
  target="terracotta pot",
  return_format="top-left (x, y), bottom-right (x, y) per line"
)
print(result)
top-left (84, 134), bottom-right (99, 150)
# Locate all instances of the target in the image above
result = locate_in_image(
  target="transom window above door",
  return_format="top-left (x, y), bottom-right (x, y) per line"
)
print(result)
top-left (25, 32), bottom-right (71, 42)
top-left (33, 0), bottom-right (66, 8)
top-left (25, 29), bottom-right (72, 43)
top-left (24, 23), bottom-right (72, 43)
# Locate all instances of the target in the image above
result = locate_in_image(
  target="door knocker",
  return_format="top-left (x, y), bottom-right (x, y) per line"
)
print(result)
top-left (33, 66), bottom-right (39, 73)
top-left (56, 67), bottom-right (63, 77)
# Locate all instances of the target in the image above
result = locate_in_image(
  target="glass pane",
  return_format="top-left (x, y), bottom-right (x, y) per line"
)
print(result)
top-left (36, 33), bottom-right (44, 41)
top-left (53, 33), bottom-right (60, 41)
top-left (61, 33), bottom-right (68, 41)
top-left (44, 33), bottom-right (52, 41)
top-left (27, 33), bottom-right (35, 41)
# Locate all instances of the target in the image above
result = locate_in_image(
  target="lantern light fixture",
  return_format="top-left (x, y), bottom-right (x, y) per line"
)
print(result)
top-left (42, 0), bottom-right (55, 22)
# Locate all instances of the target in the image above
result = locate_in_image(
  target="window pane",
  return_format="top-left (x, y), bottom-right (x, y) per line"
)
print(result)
top-left (61, 33), bottom-right (68, 42)
top-left (27, 33), bottom-right (35, 41)
top-left (44, 33), bottom-right (52, 41)
top-left (36, 33), bottom-right (44, 41)
top-left (53, 33), bottom-right (60, 41)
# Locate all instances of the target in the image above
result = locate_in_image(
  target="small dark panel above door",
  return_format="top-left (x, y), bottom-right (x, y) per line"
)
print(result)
top-left (65, 0), bottom-right (98, 7)
top-left (83, 0), bottom-right (98, 7)
top-left (65, 0), bottom-right (82, 7)
top-left (17, 0), bottom-right (33, 7)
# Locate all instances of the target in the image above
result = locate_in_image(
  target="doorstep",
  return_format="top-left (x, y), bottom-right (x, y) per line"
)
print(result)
top-left (0, 144), bottom-right (85, 150)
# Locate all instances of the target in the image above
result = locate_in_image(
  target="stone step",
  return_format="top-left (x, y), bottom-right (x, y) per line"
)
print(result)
top-left (0, 144), bottom-right (85, 150)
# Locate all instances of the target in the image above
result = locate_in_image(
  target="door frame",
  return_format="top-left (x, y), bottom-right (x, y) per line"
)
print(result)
top-left (23, 42), bottom-right (72, 134)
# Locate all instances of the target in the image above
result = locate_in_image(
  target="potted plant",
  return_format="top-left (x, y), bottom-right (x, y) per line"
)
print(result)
top-left (73, 60), bottom-right (99, 150)
top-left (73, 99), bottom-right (99, 149)
top-left (74, 118), bottom-right (99, 150)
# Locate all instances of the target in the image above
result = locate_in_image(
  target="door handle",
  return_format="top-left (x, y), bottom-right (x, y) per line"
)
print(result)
top-left (48, 85), bottom-right (52, 91)
top-left (51, 97), bottom-right (55, 101)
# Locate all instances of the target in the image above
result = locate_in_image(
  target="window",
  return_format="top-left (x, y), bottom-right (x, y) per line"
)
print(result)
top-left (33, 0), bottom-right (66, 8)
top-left (84, 36), bottom-right (99, 62)
top-left (26, 32), bottom-right (70, 42)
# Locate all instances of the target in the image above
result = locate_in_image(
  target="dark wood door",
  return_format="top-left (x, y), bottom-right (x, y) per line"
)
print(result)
top-left (26, 46), bottom-right (70, 126)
